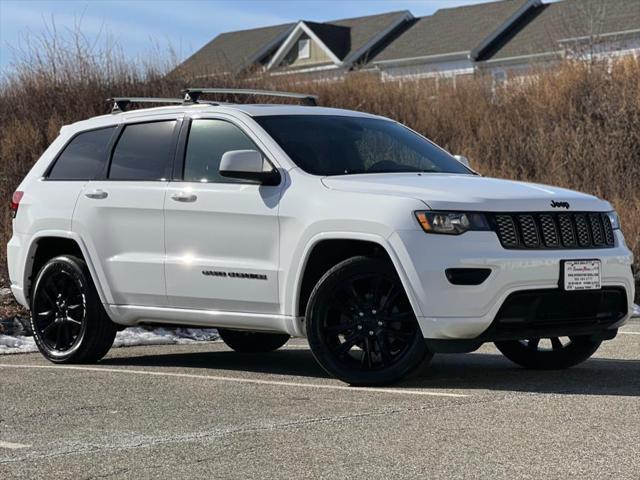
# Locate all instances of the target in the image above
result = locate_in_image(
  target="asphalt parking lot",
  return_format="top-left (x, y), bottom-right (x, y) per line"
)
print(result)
top-left (1, 321), bottom-right (639, 479)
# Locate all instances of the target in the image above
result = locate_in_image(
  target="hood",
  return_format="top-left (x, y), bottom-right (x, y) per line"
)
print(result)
top-left (321, 173), bottom-right (612, 212)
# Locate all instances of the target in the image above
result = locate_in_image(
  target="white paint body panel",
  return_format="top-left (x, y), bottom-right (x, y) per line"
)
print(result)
top-left (164, 181), bottom-right (281, 312)
top-left (73, 181), bottom-right (168, 306)
top-left (7, 103), bottom-right (636, 339)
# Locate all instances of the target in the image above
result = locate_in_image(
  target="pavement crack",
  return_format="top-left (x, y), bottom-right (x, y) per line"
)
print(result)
top-left (0, 395), bottom-right (509, 465)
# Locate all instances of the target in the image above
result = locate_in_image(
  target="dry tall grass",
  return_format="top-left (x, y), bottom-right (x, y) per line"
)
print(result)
top-left (0, 33), bottom-right (638, 299)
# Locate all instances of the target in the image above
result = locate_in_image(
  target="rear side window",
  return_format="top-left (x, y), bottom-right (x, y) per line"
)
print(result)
top-left (109, 121), bottom-right (176, 180)
top-left (183, 119), bottom-right (258, 183)
top-left (48, 127), bottom-right (115, 180)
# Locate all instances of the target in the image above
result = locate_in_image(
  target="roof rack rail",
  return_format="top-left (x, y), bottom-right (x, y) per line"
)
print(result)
top-left (107, 96), bottom-right (218, 113)
top-left (182, 88), bottom-right (319, 106)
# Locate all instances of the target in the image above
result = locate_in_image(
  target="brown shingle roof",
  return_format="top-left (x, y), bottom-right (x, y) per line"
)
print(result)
top-left (329, 11), bottom-right (412, 64)
top-left (486, 0), bottom-right (640, 60)
top-left (174, 23), bottom-right (295, 77)
top-left (175, 11), bottom-right (412, 77)
top-left (373, 0), bottom-right (533, 62)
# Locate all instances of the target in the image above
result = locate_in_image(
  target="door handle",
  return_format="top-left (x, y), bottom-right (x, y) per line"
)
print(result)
top-left (84, 189), bottom-right (108, 200)
top-left (170, 192), bottom-right (197, 203)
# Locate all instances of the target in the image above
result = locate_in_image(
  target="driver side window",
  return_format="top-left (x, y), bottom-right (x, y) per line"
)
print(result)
top-left (183, 119), bottom-right (258, 183)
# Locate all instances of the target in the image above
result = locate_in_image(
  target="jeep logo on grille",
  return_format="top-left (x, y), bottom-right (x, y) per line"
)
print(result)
top-left (551, 200), bottom-right (570, 209)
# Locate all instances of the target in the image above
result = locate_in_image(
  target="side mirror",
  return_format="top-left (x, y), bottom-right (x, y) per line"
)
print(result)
top-left (453, 155), bottom-right (470, 167)
top-left (219, 150), bottom-right (280, 186)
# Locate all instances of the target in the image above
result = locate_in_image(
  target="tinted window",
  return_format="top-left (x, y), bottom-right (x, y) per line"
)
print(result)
top-left (109, 121), bottom-right (176, 180)
top-left (183, 119), bottom-right (258, 183)
top-left (48, 127), bottom-right (115, 180)
top-left (255, 115), bottom-right (472, 176)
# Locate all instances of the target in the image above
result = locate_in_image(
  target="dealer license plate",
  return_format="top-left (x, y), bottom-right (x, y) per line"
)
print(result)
top-left (562, 260), bottom-right (601, 291)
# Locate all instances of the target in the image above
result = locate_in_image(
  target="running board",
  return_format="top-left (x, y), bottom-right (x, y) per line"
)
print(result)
top-left (104, 304), bottom-right (303, 337)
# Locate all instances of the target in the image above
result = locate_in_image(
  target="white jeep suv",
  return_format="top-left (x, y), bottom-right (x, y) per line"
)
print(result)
top-left (7, 89), bottom-right (635, 385)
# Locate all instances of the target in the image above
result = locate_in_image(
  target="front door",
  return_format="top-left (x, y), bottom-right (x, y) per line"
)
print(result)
top-left (164, 117), bottom-right (282, 313)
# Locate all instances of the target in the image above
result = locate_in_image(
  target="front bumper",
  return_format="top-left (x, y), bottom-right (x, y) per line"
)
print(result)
top-left (389, 230), bottom-right (635, 340)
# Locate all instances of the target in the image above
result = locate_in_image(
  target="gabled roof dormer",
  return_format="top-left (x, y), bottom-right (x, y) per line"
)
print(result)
top-left (267, 20), bottom-right (350, 70)
top-left (267, 11), bottom-right (414, 72)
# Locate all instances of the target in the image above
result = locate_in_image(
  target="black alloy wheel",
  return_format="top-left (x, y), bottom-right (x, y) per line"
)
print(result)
top-left (495, 335), bottom-right (602, 369)
top-left (32, 267), bottom-right (86, 354)
top-left (30, 255), bottom-right (117, 363)
top-left (306, 256), bottom-right (431, 385)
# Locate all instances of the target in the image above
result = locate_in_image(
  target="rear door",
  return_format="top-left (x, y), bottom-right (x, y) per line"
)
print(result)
top-left (164, 115), bottom-right (282, 313)
top-left (73, 116), bottom-right (181, 306)
top-left (26, 126), bottom-right (117, 235)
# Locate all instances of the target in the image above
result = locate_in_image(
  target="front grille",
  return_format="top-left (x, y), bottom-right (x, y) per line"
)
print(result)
top-left (490, 212), bottom-right (615, 250)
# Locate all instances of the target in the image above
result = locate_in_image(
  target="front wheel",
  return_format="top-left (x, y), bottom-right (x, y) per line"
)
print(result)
top-left (495, 336), bottom-right (602, 369)
top-left (306, 256), bottom-right (431, 386)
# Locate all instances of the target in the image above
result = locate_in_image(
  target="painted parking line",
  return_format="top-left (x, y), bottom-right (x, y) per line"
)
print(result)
top-left (0, 364), bottom-right (469, 398)
top-left (620, 331), bottom-right (640, 335)
top-left (0, 441), bottom-right (30, 450)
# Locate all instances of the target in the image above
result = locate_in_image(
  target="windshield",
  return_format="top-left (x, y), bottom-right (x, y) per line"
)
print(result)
top-left (254, 115), bottom-right (472, 176)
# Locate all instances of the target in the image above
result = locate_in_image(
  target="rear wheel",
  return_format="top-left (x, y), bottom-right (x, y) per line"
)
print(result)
top-left (306, 256), bottom-right (430, 386)
top-left (495, 336), bottom-right (602, 369)
top-left (30, 255), bottom-right (117, 363)
top-left (218, 329), bottom-right (290, 353)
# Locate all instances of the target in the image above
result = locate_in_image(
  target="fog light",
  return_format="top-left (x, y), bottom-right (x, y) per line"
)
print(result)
top-left (445, 268), bottom-right (491, 286)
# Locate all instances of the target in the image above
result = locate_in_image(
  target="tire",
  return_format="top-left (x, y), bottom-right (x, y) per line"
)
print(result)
top-left (305, 256), bottom-right (431, 386)
top-left (218, 329), bottom-right (290, 352)
top-left (30, 255), bottom-right (117, 363)
top-left (495, 336), bottom-right (602, 369)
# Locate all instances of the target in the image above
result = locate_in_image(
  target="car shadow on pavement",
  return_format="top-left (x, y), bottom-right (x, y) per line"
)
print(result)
top-left (407, 353), bottom-right (640, 396)
top-left (102, 346), bottom-right (640, 397)
top-left (103, 348), bottom-right (332, 379)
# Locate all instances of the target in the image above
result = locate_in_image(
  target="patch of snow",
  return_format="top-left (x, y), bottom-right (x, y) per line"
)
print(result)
top-left (0, 334), bottom-right (36, 354)
top-left (0, 327), bottom-right (219, 355)
top-left (112, 327), bottom-right (219, 347)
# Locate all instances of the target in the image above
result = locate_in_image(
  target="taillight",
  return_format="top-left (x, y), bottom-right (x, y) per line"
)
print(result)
top-left (11, 191), bottom-right (24, 218)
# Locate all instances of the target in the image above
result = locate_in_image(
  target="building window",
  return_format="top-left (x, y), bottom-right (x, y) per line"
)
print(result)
top-left (298, 38), bottom-right (310, 59)
top-left (492, 69), bottom-right (507, 86)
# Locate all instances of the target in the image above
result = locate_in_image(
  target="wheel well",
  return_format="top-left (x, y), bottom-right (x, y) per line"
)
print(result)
top-left (28, 237), bottom-right (84, 301)
top-left (297, 239), bottom-right (391, 317)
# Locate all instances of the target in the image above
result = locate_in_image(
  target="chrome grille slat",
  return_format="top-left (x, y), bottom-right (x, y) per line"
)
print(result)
top-left (518, 215), bottom-right (540, 247)
top-left (491, 212), bottom-right (614, 250)
top-left (539, 214), bottom-right (559, 247)
top-left (589, 213), bottom-right (604, 246)
top-left (602, 214), bottom-right (615, 245)
top-left (495, 215), bottom-right (518, 247)
top-left (558, 214), bottom-right (576, 247)
top-left (575, 214), bottom-right (590, 247)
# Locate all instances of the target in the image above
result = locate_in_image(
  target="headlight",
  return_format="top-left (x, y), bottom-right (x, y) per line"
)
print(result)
top-left (606, 211), bottom-right (620, 230)
top-left (415, 211), bottom-right (490, 235)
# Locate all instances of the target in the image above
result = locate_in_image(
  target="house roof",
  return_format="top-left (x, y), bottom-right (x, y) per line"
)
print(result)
top-left (177, 11), bottom-right (413, 77)
top-left (302, 21), bottom-right (352, 60)
top-left (268, 11), bottom-right (413, 70)
top-left (329, 11), bottom-right (413, 64)
top-left (485, 0), bottom-right (640, 61)
top-left (372, 0), bottom-right (536, 63)
top-left (174, 23), bottom-right (295, 76)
